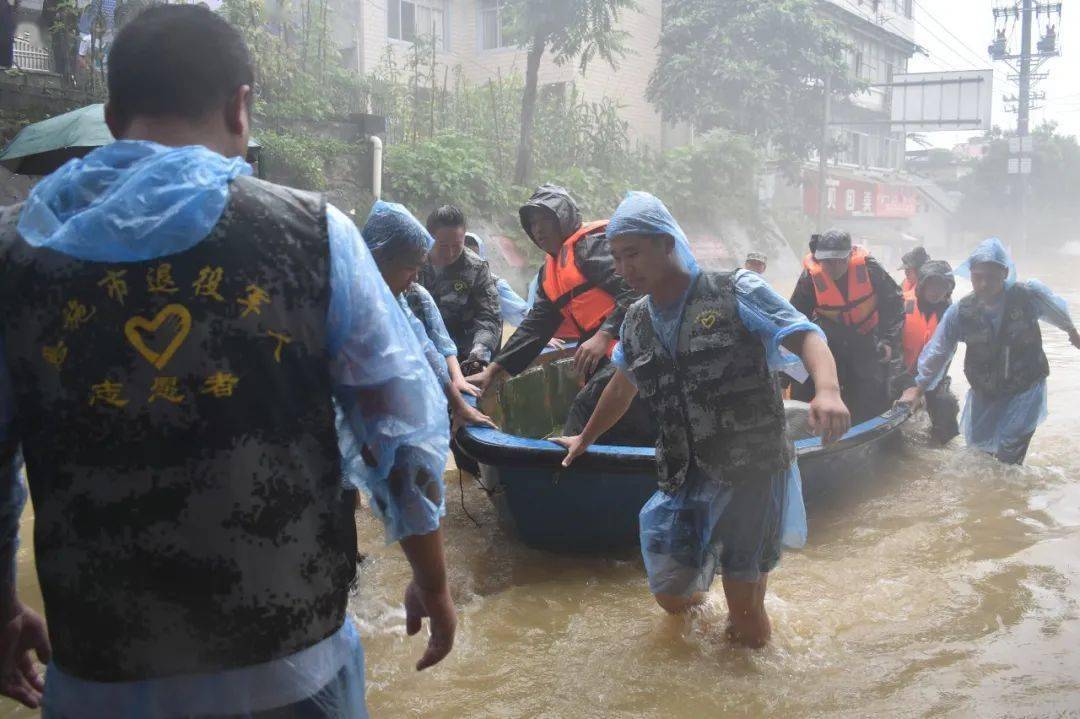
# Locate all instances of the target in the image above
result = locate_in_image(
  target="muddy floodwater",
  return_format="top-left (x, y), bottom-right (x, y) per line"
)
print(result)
top-left (4, 262), bottom-right (1080, 718)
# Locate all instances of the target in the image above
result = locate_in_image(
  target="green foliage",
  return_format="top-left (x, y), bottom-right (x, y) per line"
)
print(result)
top-left (222, 0), bottom-right (359, 122)
top-left (368, 47), bottom-right (649, 222)
top-left (383, 132), bottom-right (512, 219)
top-left (216, 0), bottom-right (763, 245)
top-left (498, 0), bottom-right (637, 183)
top-left (501, 0), bottom-right (637, 72)
top-left (956, 123), bottom-right (1080, 244)
top-left (648, 0), bottom-right (857, 164)
top-left (532, 85), bottom-right (630, 172)
top-left (256, 131), bottom-right (322, 189)
top-left (534, 129), bottom-right (761, 224)
top-left (381, 124), bottom-right (761, 237)
top-left (644, 129), bottom-right (760, 221)
top-left (221, 0), bottom-right (363, 188)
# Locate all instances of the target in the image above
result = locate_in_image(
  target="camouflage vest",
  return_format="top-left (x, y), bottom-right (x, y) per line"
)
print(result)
top-left (418, 248), bottom-right (493, 358)
top-left (620, 271), bottom-right (792, 494)
top-left (0, 176), bottom-right (355, 681)
top-left (957, 284), bottom-right (1049, 397)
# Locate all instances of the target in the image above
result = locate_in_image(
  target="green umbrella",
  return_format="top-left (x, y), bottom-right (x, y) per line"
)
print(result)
top-left (0, 103), bottom-right (262, 175)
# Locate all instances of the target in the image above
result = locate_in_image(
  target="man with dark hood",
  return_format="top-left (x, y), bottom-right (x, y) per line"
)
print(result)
top-left (898, 260), bottom-right (960, 444)
top-left (469, 184), bottom-right (653, 445)
top-left (419, 205), bottom-right (503, 376)
top-left (789, 229), bottom-right (905, 423)
top-left (900, 246), bottom-right (930, 293)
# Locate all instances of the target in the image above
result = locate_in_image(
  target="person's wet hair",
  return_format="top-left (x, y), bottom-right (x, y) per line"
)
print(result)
top-left (107, 5), bottom-right (255, 134)
top-left (389, 246), bottom-right (428, 270)
top-left (426, 205), bottom-right (467, 234)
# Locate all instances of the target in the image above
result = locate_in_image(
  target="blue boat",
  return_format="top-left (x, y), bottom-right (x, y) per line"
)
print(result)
top-left (456, 348), bottom-right (910, 552)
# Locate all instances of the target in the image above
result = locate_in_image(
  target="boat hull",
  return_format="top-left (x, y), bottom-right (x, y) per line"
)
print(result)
top-left (457, 349), bottom-right (910, 552)
top-left (477, 464), bottom-right (656, 552)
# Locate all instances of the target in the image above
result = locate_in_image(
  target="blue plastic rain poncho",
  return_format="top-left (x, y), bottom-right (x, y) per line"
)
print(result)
top-left (1, 141), bottom-right (451, 717)
top-left (362, 199), bottom-right (434, 267)
top-left (605, 192), bottom-right (818, 595)
top-left (359, 201), bottom-right (453, 387)
top-left (915, 238), bottom-right (1076, 458)
top-left (465, 232), bottom-right (530, 326)
top-left (18, 140), bottom-right (251, 260)
top-left (406, 283), bottom-right (458, 359)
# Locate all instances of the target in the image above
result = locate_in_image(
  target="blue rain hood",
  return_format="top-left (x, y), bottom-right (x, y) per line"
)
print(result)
top-left (955, 237), bottom-right (1018, 287)
top-left (362, 200), bottom-right (434, 267)
top-left (17, 140), bottom-right (252, 263)
top-left (607, 191), bottom-right (699, 274)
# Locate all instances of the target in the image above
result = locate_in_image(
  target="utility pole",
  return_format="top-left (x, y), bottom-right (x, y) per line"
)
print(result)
top-left (991, 1), bottom-right (1063, 258)
top-left (1017, 0), bottom-right (1032, 256)
top-left (817, 74), bottom-right (832, 233)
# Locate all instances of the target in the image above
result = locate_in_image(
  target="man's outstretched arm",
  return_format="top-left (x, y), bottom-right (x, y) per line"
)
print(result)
top-left (399, 527), bottom-right (455, 671)
top-left (783, 331), bottom-right (851, 444)
top-left (553, 368), bottom-right (638, 466)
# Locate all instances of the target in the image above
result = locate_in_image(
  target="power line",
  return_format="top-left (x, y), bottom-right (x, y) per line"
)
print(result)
top-left (912, 0), bottom-right (1007, 70)
top-left (907, 0), bottom-right (1016, 92)
top-left (907, 5), bottom-right (1016, 88)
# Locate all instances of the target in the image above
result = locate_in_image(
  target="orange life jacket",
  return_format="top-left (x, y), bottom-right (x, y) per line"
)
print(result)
top-left (902, 286), bottom-right (940, 373)
top-left (542, 220), bottom-right (617, 354)
top-left (804, 246), bottom-right (880, 335)
top-left (553, 312), bottom-right (580, 342)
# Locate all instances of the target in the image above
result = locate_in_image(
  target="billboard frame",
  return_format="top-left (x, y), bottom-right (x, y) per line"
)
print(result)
top-left (886, 70), bottom-right (994, 132)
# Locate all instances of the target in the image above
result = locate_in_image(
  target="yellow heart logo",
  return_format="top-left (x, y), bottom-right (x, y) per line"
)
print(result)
top-left (698, 310), bottom-right (717, 330)
top-left (124, 304), bottom-right (192, 370)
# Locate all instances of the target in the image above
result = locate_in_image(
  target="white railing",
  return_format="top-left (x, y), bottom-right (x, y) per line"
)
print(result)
top-left (12, 35), bottom-right (53, 73)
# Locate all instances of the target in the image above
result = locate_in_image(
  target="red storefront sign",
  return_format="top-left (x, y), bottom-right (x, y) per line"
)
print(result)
top-left (874, 185), bottom-right (918, 218)
top-left (804, 175), bottom-right (917, 219)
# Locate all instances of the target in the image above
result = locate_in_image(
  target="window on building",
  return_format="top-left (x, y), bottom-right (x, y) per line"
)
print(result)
top-left (388, 0), bottom-right (449, 50)
top-left (479, 0), bottom-right (512, 50)
top-left (865, 42), bottom-right (879, 83)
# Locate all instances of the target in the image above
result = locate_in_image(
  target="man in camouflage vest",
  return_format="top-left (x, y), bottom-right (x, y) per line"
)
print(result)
top-left (419, 205), bottom-right (502, 376)
top-left (558, 193), bottom-right (850, 648)
top-left (0, 7), bottom-right (454, 715)
top-left (899, 238), bottom-right (1079, 465)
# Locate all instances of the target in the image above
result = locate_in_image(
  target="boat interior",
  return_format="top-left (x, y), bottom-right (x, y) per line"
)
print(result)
top-left (478, 348), bottom-right (819, 444)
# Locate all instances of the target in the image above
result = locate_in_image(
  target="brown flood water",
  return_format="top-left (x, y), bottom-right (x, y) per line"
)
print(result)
top-left (4, 261), bottom-right (1080, 718)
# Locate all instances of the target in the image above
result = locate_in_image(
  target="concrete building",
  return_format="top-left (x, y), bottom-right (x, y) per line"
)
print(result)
top-left (331, 0), bottom-right (665, 149)
top-left (822, 0), bottom-right (917, 172)
top-left (770, 0), bottom-right (939, 262)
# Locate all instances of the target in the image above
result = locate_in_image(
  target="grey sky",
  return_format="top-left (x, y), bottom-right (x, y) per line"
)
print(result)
top-left (906, 0), bottom-right (1079, 148)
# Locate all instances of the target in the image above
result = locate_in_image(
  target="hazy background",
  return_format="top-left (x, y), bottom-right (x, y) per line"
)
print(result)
top-left (906, 0), bottom-right (1079, 148)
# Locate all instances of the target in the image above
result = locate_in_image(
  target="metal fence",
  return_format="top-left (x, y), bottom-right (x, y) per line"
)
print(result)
top-left (13, 35), bottom-right (54, 73)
